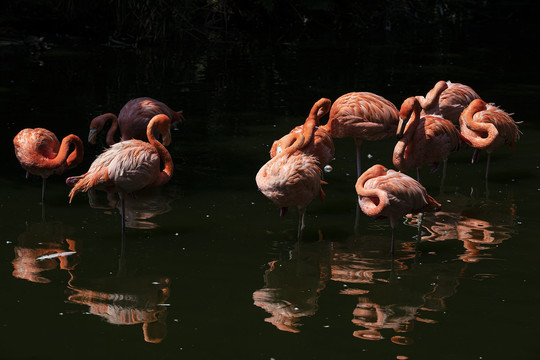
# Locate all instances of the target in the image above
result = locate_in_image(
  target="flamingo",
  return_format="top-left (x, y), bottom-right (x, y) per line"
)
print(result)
top-left (13, 128), bottom-right (84, 202)
top-left (68, 114), bottom-right (174, 235)
top-left (459, 99), bottom-right (520, 180)
top-left (270, 98), bottom-right (334, 170)
top-left (355, 164), bottom-right (441, 253)
top-left (416, 80), bottom-right (481, 124)
top-left (256, 132), bottom-right (323, 240)
top-left (393, 97), bottom-right (462, 182)
top-left (88, 97), bottom-right (184, 146)
top-left (321, 92), bottom-right (400, 177)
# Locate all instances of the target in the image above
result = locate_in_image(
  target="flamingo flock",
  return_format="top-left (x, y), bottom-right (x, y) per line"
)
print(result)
top-left (256, 80), bottom-right (521, 249)
top-left (12, 80), bottom-right (521, 253)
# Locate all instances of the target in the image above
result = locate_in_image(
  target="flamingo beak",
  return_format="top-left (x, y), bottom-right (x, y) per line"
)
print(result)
top-left (88, 129), bottom-right (97, 144)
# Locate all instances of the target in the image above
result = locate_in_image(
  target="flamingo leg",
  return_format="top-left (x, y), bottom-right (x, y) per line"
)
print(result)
top-left (118, 226), bottom-right (127, 277)
top-left (119, 192), bottom-right (126, 241)
top-left (41, 177), bottom-right (46, 203)
top-left (440, 159), bottom-right (447, 188)
top-left (354, 138), bottom-right (363, 178)
top-left (415, 212), bottom-right (424, 261)
top-left (471, 149), bottom-right (480, 164)
top-left (390, 226), bottom-right (396, 254)
top-left (297, 208), bottom-right (306, 242)
top-left (416, 168), bottom-right (421, 183)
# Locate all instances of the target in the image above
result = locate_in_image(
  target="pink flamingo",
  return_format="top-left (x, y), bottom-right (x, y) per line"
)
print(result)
top-left (459, 99), bottom-right (520, 180)
top-left (321, 92), bottom-right (400, 177)
top-left (270, 98), bottom-right (334, 169)
top-left (256, 132), bottom-right (323, 240)
top-left (88, 97), bottom-right (184, 146)
top-left (416, 80), bottom-right (481, 124)
top-left (13, 128), bottom-right (84, 202)
top-left (68, 114), bottom-right (174, 234)
top-left (355, 164), bottom-right (441, 252)
top-left (393, 97), bottom-right (462, 182)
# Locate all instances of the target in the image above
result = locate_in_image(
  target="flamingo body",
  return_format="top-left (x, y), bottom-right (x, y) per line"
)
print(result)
top-left (459, 99), bottom-right (520, 179)
top-left (14, 128), bottom-right (84, 178)
top-left (322, 92), bottom-right (399, 176)
top-left (356, 165), bottom-right (441, 228)
top-left (323, 92), bottom-right (399, 141)
top-left (14, 128), bottom-right (84, 201)
top-left (256, 133), bottom-right (322, 239)
top-left (460, 99), bottom-right (520, 153)
top-left (256, 153), bottom-right (321, 211)
top-left (69, 114), bottom-right (173, 202)
top-left (418, 81), bottom-right (481, 124)
top-left (356, 164), bottom-right (441, 251)
top-left (393, 97), bottom-right (462, 174)
top-left (89, 97), bottom-right (183, 145)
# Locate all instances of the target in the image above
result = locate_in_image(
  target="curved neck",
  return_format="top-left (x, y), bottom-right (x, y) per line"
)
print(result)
top-left (394, 98), bottom-right (421, 169)
top-left (355, 167), bottom-right (389, 216)
top-left (422, 81), bottom-right (447, 112)
top-left (40, 135), bottom-right (82, 170)
top-left (147, 115), bottom-right (174, 186)
top-left (65, 135), bottom-right (84, 167)
top-left (89, 113), bottom-right (118, 145)
top-left (461, 101), bottom-right (497, 147)
top-left (302, 98), bottom-right (331, 148)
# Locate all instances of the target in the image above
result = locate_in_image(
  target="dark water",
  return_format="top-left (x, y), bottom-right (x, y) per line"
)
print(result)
top-left (1, 38), bottom-right (540, 360)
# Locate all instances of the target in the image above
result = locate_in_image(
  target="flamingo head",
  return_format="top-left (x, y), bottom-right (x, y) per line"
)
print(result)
top-left (150, 114), bottom-right (172, 146)
top-left (397, 97), bottom-right (420, 138)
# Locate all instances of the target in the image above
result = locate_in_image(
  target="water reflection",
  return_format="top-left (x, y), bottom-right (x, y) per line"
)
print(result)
top-left (67, 239), bottom-right (171, 343)
top-left (406, 192), bottom-right (516, 262)
top-left (87, 186), bottom-right (179, 229)
top-left (12, 221), bottom-right (80, 283)
top-left (67, 274), bottom-right (170, 343)
top-left (330, 235), bottom-right (463, 343)
top-left (253, 240), bottom-right (331, 333)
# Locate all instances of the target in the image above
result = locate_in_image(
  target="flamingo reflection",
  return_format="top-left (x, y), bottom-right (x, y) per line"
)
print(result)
top-left (87, 186), bottom-right (179, 229)
top-left (253, 240), bottom-right (331, 333)
top-left (406, 196), bottom-right (515, 262)
top-left (329, 236), bottom-right (463, 343)
top-left (67, 235), bottom-right (171, 343)
top-left (12, 221), bottom-right (80, 283)
top-left (67, 274), bottom-right (170, 343)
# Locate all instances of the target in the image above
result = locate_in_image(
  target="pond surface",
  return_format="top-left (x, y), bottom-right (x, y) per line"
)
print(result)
top-left (1, 38), bottom-right (539, 359)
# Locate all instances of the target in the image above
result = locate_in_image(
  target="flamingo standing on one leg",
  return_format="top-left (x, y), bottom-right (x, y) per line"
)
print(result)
top-left (321, 92), bottom-right (399, 177)
top-left (416, 80), bottom-right (481, 124)
top-left (270, 98), bottom-right (334, 170)
top-left (69, 114), bottom-right (174, 235)
top-left (88, 97), bottom-right (184, 146)
top-left (393, 97), bottom-right (462, 182)
top-left (256, 132), bottom-right (323, 241)
top-left (13, 128), bottom-right (84, 202)
top-left (355, 164), bottom-right (441, 253)
top-left (459, 99), bottom-right (520, 180)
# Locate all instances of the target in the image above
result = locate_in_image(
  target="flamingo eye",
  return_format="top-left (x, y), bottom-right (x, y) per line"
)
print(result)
top-left (276, 145), bottom-right (282, 154)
